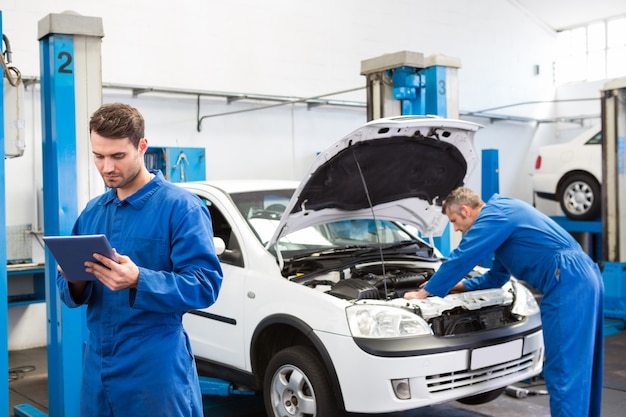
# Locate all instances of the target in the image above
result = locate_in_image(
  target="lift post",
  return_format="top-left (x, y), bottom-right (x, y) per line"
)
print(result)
top-left (360, 51), bottom-right (461, 121)
top-left (12, 12), bottom-right (105, 417)
top-left (600, 77), bottom-right (626, 327)
top-left (360, 51), bottom-right (465, 255)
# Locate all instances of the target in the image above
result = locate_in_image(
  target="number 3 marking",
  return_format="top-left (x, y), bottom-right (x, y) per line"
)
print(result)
top-left (438, 80), bottom-right (446, 95)
top-left (58, 51), bottom-right (73, 74)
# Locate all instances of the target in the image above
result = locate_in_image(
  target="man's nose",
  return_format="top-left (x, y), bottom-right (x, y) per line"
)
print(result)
top-left (102, 158), bottom-right (115, 172)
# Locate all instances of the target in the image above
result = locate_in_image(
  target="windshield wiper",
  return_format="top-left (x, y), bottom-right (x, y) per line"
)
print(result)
top-left (379, 240), bottom-right (422, 250)
top-left (287, 245), bottom-right (375, 261)
top-left (378, 240), bottom-right (438, 259)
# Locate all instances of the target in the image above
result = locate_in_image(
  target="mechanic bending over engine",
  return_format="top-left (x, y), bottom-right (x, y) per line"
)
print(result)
top-left (56, 103), bottom-right (223, 417)
top-left (404, 187), bottom-right (604, 417)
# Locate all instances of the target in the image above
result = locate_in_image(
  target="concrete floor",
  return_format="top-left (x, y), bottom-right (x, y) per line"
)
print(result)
top-left (8, 327), bottom-right (626, 417)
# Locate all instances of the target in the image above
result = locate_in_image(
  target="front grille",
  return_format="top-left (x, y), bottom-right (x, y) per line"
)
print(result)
top-left (426, 353), bottom-right (535, 394)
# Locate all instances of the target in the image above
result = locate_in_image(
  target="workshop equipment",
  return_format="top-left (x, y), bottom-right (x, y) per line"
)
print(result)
top-left (600, 78), bottom-right (626, 330)
top-left (505, 385), bottom-right (549, 399)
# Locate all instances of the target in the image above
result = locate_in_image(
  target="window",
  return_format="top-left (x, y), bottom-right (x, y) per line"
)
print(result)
top-left (586, 132), bottom-right (603, 146)
top-left (556, 17), bottom-right (626, 84)
top-left (199, 196), bottom-right (244, 267)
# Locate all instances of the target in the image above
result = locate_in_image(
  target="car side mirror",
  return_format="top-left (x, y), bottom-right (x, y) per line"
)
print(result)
top-left (213, 237), bottom-right (226, 256)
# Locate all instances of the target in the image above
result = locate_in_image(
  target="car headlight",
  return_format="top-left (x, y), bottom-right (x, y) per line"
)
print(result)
top-left (511, 281), bottom-right (541, 317)
top-left (346, 304), bottom-right (433, 338)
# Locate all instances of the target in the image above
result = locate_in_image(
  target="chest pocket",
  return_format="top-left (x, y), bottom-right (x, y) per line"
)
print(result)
top-left (119, 236), bottom-right (170, 272)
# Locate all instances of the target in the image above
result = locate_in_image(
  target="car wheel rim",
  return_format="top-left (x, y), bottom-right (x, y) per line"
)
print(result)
top-left (564, 181), bottom-right (593, 214)
top-left (270, 364), bottom-right (316, 417)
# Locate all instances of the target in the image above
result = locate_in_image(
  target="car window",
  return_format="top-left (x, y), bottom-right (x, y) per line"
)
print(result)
top-left (275, 219), bottom-right (429, 258)
top-left (231, 190), bottom-right (293, 221)
top-left (229, 189), bottom-right (424, 253)
top-left (198, 196), bottom-right (244, 267)
top-left (585, 132), bottom-right (602, 145)
top-left (231, 189), bottom-right (294, 244)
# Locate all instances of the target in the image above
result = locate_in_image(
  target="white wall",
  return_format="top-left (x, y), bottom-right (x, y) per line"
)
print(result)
top-left (0, 0), bottom-right (604, 348)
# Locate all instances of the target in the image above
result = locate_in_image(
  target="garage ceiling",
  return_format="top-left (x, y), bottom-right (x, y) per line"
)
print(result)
top-left (515, 0), bottom-right (625, 31)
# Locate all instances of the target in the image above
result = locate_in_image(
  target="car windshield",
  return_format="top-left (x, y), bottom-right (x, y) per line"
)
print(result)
top-left (230, 189), bottom-right (429, 255)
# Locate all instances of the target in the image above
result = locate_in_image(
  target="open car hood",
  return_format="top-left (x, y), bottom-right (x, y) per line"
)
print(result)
top-left (268, 116), bottom-right (481, 247)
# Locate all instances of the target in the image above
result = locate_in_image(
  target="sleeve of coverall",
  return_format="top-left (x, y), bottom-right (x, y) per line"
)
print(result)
top-left (57, 275), bottom-right (94, 307)
top-left (129, 203), bottom-right (223, 313)
top-left (462, 256), bottom-right (512, 291)
top-left (423, 205), bottom-right (514, 297)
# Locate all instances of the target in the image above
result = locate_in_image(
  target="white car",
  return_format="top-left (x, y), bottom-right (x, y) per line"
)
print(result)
top-left (533, 126), bottom-right (602, 220)
top-left (179, 116), bottom-right (544, 416)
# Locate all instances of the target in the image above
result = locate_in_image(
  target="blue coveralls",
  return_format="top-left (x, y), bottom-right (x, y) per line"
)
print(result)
top-left (424, 194), bottom-right (604, 417)
top-left (57, 171), bottom-right (223, 417)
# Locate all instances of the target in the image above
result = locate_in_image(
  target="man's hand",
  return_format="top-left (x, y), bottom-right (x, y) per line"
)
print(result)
top-left (403, 280), bottom-right (467, 300)
top-left (404, 288), bottom-right (430, 300)
top-left (86, 249), bottom-right (140, 291)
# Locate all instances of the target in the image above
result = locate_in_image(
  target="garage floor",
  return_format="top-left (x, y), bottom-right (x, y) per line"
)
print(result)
top-left (8, 326), bottom-right (626, 417)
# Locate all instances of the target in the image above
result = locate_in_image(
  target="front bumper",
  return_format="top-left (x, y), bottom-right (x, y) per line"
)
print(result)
top-left (317, 318), bottom-right (544, 414)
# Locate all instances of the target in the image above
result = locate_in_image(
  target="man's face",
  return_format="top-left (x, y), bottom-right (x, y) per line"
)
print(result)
top-left (90, 132), bottom-right (147, 192)
top-left (445, 205), bottom-right (476, 234)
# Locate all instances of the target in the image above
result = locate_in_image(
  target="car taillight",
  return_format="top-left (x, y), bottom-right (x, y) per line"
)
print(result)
top-left (535, 155), bottom-right (542, 170)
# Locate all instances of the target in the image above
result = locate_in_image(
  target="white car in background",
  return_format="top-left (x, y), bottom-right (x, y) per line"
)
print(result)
top-left (533, 126), bottom-right (602, 220)
top-left (179, 116), bottom-right (544, 416)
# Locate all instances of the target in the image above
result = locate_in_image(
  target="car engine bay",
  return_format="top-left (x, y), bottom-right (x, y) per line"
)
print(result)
top-left (288, 260), bottom-right (523, 336)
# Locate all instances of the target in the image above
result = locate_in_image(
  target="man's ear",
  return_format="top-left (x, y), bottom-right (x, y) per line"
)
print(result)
top-left (138, 137), bottom-right (149, 153)
top-left (460, 204), bottom-right (472, 217)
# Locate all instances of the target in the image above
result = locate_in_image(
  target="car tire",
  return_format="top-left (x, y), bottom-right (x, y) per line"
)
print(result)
top-left (456, 387), bottom-right (505, 405)
top-left (558, 173), bottom-right (601, 220)
top-left (263, 345), bottom-right (339, 417)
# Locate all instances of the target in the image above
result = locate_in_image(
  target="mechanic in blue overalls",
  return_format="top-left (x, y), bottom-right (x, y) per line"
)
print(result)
top-left (57, 103), bottom-right (223, 417)
top-left (404, 187), bottom-right (603, 417)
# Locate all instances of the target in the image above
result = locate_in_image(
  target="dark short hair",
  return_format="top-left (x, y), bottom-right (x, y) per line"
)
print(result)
top-left (89, 103), bottom-right (144, 147)
top-left (442, 187), bottom-right (483, 214)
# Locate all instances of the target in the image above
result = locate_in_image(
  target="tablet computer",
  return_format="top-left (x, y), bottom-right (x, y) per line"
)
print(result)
top-left (43, 234), bottom-right (117, 281)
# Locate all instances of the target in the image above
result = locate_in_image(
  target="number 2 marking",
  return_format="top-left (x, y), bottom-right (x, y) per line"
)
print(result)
top-left (58, 51), bottom-right (73, 74)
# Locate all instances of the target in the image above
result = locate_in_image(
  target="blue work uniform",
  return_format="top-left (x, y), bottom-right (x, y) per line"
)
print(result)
top-left (57, 171), bottom-right (223, 417)
top-left (424, 194), bottom-right (604, 417)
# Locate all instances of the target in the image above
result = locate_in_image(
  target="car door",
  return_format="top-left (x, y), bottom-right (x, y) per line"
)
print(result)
top-left (182, 190), bottom-right (248, 370)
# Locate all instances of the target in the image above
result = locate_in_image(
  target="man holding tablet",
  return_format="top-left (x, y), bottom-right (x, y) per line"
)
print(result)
top-left (56, 103), bottom-right (223, 417)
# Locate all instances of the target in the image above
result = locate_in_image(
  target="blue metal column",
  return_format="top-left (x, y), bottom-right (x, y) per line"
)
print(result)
top-left (39, 29), bottom-right (83, 417)
top-left (481, 149), bottom-right (500, 200)
top-left (30, 13), bottom-right (104, 417)
top-left (479, 149), bottom-right (500, 267)
top-left (0, 11), bottom-right (10, 416)
top-left (422, 56), bottom-right (462, 256)
top-left (421, 54), bottom-right (461, 119)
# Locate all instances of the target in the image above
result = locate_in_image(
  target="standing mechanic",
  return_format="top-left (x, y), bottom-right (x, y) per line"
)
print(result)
top-left (404, 187), bottom-right (604, 417)
top-left (56, 103), bottom-right (223, 417)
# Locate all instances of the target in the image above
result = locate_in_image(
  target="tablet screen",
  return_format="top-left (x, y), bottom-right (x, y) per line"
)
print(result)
top-left (43, 234), bottom-right (116, 281)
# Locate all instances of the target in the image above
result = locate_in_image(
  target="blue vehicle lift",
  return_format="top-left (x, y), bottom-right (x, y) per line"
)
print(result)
top-left (12, 376), bottom-right (261, 417)
top-left (598, 78), bottom-right (626, 335)
top-left (198, 378), bottom-right (263, 416)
